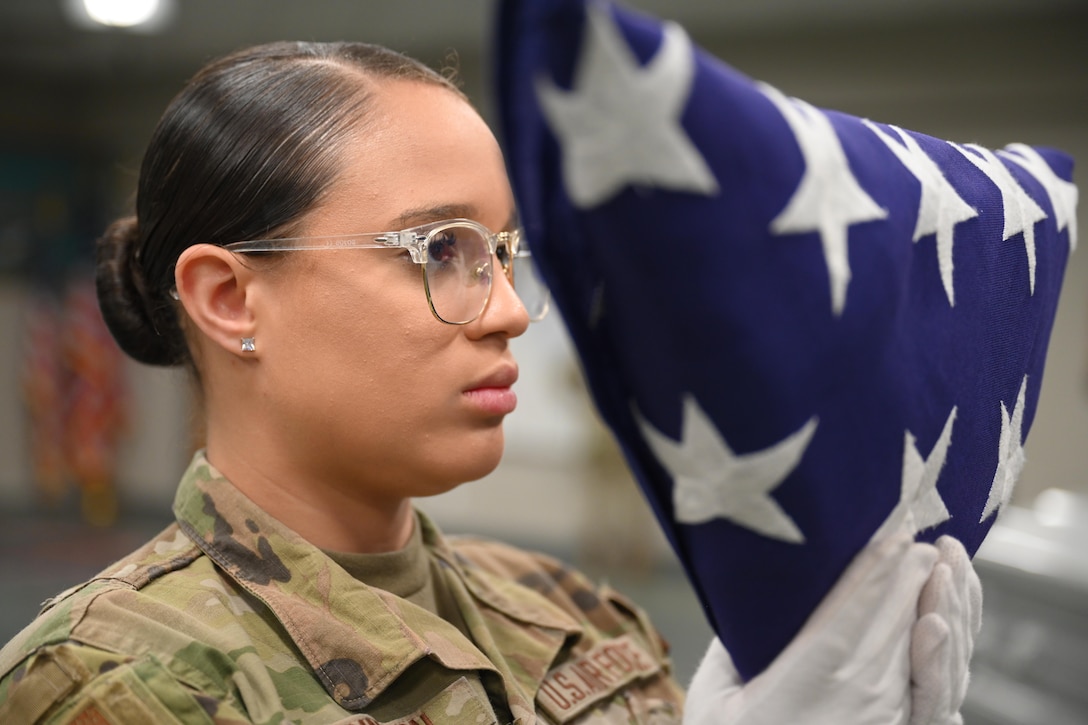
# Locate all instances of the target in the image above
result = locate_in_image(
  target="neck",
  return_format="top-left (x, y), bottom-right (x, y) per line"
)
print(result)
top-left (203, 436), bottom-right (416, 554)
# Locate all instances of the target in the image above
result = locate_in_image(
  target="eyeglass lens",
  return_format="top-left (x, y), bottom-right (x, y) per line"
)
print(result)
top-left (423, 223), bottom-right (549, 324)
top-left (424, 225), bottom-right (491, 324)
top-left (512, 252), bottom-right (550, 321)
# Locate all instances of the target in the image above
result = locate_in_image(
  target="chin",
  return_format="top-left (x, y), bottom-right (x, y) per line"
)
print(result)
top-left (421, 433), bottom-right (506, 495)
top-left (414, 466), bottom-right (496, 499)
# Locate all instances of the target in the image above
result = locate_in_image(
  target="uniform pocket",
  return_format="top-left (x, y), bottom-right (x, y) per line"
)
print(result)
top-left (51, 652), bottom-right (217, 725)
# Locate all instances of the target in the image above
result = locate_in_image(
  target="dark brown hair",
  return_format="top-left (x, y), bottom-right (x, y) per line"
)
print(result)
top-left (96, 41), bottom-right (462, 367)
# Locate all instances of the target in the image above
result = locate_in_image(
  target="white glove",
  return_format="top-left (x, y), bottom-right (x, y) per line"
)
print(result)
top-left (683, 529), bottom-right (978, 725)
top-left (909, 536), bottom-right (983, 725)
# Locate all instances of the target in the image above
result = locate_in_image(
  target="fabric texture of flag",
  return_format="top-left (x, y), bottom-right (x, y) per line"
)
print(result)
top-left (494, 0), bottom-right (1077, 679)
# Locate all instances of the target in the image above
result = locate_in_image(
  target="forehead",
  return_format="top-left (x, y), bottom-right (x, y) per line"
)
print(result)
top-left (304, 79), bottom-right (516, 236)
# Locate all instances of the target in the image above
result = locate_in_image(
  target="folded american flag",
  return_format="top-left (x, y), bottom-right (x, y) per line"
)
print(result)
top-left (494, 0), bottom-right (1077, 678)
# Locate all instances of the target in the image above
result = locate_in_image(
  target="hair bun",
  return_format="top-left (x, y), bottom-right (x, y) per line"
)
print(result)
top-left (95, 215), bottom-right (185, 366)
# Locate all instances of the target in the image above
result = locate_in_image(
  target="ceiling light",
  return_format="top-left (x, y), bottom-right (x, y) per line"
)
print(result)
top-left (84, 0), bottom-right (159, 27)
top-left (64, 0), bottom-right (176, 33)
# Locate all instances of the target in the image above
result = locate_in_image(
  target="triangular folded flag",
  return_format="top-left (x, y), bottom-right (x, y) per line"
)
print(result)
top-left (495, 0), bottom-right (1077, 679)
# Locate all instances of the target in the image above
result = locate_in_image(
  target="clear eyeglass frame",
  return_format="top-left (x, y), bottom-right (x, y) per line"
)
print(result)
top-left (220, 218), bottom-right (550, 325)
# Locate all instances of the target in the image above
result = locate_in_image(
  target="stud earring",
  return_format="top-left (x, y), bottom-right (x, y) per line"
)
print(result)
top-left (240, 337), bottom-right (256, 352)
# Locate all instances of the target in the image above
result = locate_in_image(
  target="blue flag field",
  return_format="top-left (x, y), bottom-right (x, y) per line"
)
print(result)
top-left (495, 0), bottom-right (1077, 678)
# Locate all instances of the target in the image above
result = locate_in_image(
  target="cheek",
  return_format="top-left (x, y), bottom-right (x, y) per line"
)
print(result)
top-left (265, 266), bottom-right (454, 432)
top-left (256, 262), bottom-right (506, 492)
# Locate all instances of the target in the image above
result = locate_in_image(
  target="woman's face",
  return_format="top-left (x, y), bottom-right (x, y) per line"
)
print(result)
top-left (247, 79), bottom-right (530, 501)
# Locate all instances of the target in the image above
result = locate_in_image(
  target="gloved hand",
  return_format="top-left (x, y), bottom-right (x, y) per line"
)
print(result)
top-left (683, 531), bottom-right (980, 725)
top-left (909, 536), bottom-right (983, 725)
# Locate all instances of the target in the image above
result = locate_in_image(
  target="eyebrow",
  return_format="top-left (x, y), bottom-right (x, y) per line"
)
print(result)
top-left (388, 204), bottom-right (475, 230)
top-left (389, 204), bottom-right (520, 232)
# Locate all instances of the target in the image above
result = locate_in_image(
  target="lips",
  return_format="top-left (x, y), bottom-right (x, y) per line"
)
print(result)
top-left (464, 364), bottom-right (519, 415)
top-left (466, 365), bottom-right (519, 392)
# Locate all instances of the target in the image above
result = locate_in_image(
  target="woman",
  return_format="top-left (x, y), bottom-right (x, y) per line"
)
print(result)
top-left (0, 40), bottom-right (977, 725)
top-left (0, 42), bottom-right (682, 724)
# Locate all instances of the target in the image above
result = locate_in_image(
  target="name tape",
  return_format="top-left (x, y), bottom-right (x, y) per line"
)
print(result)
top-left (536, 634), bottom-right (660, 722)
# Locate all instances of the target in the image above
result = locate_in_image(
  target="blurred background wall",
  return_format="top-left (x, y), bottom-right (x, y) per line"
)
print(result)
top-left (0, 1), bottom-right (1085, 722)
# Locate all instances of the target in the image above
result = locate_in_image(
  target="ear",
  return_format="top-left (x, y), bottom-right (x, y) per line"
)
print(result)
top-left (174, 244), bottom-right (259, 358)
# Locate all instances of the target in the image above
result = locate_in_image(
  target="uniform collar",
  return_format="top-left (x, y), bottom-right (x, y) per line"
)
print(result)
top-left (173, 452), bottom-right (581, 713)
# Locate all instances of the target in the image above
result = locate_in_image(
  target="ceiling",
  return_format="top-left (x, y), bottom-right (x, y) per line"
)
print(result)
top-left (0, 0), bottom-right (1083, 82)
top-left (0, 0), bottom-right (1083, 162)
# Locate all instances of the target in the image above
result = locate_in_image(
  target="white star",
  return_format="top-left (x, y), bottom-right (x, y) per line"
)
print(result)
top-left (981, 376), bottom-right (1028, 522)
top-left (762, 85), bottom-right (887, 316)
top-left (1002, 143), bottom-right (1079, 252)
top-left (885, 407), bottom-right (957, 540)
top-left (955, 144), bottom-right (1048, 294)
top-left (535, 0), bottom-right (718, 208)
top-left (864, 122), bottom-right (978, 306)
top-left (635, 395), bottom-right (817, 543)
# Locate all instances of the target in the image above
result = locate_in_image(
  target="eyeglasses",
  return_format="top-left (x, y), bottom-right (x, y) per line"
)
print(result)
top-left (222, 218), bottom-right (550, 325)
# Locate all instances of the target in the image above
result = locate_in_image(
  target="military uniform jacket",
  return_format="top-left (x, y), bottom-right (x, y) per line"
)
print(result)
top-left (0, 454), bottom-right (684, 724)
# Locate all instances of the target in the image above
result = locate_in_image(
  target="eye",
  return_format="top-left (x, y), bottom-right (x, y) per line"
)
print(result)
top-left (495, 240), bottom-right (511, 269)
top-left (427, 231), bottom-right (458, 265)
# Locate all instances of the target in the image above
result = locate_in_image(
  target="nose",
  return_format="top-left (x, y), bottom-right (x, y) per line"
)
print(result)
top-left (468, 260), bottom-right (530, 339)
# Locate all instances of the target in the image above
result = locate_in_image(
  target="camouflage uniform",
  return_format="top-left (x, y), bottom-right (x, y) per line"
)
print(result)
top-left (0, 453), bottom-right (684, 724)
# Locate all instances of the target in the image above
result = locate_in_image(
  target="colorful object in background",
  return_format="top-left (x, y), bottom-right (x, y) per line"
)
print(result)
top-left (63, 277), bottom-right (129, 525)
top-left (22, 276), bottom-right (129, 525)
top-left (495, 0), bottom-right (1076, 678)
top-left (5, 151), bottom-right (130, 525)
top-left (21, 294), bottom-right (68, 504)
